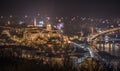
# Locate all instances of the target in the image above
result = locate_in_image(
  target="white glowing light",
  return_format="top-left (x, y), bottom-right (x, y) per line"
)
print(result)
top-left (39, 21), bottom-right (44, 25)
top-left (37, 13), bottom-right (40, 16)
top-left (102, 21), bottom-right (105, 23)
top-left (19, 21), bottom-right (24, 24)
top-left (58, 19), bottom-right (61, 22)
top-left (25, 15), bottom-right (28, 18)
top-left (118, 24), bottom-right (120, 26)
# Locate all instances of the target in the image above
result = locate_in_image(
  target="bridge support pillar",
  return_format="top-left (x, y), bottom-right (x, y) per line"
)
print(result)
top-left (100, 43), bottom-right (103, 51)
top-left (101, 43), bottom-right (104, 51)
top-left (109, 44), bottom-right (112, 52)
top-left (103, 43), bottom-right (106, 51)
top-left (112, 44), bottom-right (115, 53)
top-left (99, 44), bottom-right (102, 51)
top-left (96, 44), bottom-right (99, 49)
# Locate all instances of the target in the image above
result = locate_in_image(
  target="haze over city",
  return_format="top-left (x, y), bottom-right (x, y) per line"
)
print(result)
top-left (0, 0), bottom-right (120, 71)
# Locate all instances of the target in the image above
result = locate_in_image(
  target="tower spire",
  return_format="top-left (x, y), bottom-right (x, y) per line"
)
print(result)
top-left (34, 18), bottom-right (37, 26)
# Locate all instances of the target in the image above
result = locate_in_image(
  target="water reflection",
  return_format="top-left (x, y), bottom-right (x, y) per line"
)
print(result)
top-left (96, 43), bottom-right (120, 57)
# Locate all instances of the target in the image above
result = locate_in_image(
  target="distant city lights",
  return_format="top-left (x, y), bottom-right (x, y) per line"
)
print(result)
top-left (38, 20), bottom-right (44, 26)
top-left (39, 21), bottom-right (44, 25)
top-left (57, 23), bottom-right (64, 30)
top-left (46, 17), bottom-right (50, 21)
top-left (0, 16), bottom-right (3, 18)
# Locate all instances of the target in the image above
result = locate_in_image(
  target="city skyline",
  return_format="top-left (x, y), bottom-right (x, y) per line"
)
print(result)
top-left (0, 0), bottom-right (120, 71)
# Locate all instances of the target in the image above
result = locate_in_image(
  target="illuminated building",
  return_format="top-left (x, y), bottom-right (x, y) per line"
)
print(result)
top-left (46, 23), bottom-right (52, 31)
top-left (7, 21), bottom-right (11, 25)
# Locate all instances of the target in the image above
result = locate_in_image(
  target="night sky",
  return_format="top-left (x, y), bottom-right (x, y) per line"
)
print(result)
top-left (0, 0), bottom-right (120, 17)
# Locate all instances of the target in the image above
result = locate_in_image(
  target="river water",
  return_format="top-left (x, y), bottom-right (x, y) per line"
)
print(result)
top-left (96, 43), bottom-right (120, 57)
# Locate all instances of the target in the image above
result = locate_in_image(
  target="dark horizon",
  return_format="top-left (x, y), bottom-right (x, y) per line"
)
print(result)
top-left (0, 0), bottom-right (120, 17)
